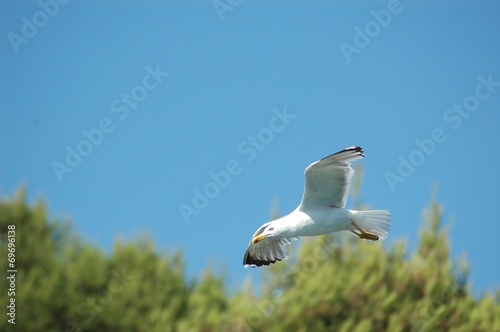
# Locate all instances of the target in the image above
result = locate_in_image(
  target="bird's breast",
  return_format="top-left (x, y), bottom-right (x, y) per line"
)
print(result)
top-left (291, 207), bottom-right (352, 236)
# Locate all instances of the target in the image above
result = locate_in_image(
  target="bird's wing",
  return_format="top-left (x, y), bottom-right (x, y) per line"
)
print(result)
top-left (299, 146), bottom-right (364, 210)
top-left (243, 222), bottom-right (295, 267)
top-left (243, 236), bottom-right (294, 267)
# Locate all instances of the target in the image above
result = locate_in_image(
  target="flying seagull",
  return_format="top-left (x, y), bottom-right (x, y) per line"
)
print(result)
top-left (243, 146), bottom-right (391, 267)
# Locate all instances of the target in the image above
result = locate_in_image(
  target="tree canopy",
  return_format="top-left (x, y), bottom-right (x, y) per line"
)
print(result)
top-left (0, 187), bottom-right (498, 331)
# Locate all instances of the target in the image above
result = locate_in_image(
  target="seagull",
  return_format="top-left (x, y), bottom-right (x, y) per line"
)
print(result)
top-left (243, 146), bottom-right (391, 267)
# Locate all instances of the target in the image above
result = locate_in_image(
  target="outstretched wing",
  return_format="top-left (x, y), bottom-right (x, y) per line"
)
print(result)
top-left (243, 222), bottom-right (295, 267)
top-left (243, 237), bottom-right (294, 267)
top-left (299, 146), bottom-right (364, 211)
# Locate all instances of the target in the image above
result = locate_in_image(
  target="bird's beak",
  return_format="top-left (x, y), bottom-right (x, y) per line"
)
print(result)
top-left (252, 234), bottom-right (267, 244)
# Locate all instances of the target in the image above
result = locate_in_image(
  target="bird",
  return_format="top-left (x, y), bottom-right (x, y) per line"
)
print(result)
top-left (243, 146), bottom-right (391, 267)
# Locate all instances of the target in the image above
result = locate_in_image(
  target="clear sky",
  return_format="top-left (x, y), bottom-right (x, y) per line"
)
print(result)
top-left (1, 1), bottom-right (499, 295)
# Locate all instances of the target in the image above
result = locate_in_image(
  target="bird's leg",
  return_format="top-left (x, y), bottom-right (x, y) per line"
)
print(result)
top-left (351, 221), bottom-right (379, 241)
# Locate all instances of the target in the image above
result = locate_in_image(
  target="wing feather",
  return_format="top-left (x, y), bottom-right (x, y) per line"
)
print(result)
top-left (243, 236), bottom-right (295, 267)
top-left (299, 146), bottom-right (364, 210)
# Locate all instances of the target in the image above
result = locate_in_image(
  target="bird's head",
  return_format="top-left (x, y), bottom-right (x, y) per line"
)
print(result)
top-left (252, 222), bottom-right (277, 244)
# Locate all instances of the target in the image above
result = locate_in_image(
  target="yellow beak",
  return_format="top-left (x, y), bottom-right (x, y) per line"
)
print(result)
top-left (252, 234), bottom-right (267, 244)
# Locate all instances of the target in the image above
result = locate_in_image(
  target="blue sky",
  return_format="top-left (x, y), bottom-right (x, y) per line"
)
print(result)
top-left (1, 1), bottom-right (499, 295)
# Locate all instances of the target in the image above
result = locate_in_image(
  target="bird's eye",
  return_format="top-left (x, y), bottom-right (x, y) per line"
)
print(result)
top-left (268, 227), bottom-right (274, 231)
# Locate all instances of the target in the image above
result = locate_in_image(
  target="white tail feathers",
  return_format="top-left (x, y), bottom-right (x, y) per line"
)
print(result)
top-left (351, 210), bottom-right (391, 240)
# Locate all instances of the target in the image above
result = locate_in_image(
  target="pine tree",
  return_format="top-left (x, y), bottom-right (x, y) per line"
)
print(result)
top-left (0, 186), bottom-right (498, 331)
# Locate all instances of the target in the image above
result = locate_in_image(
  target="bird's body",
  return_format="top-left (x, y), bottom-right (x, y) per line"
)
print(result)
top-left (268, 208), bottom-right (351, 238)
top-left (243, 146), bottom-right (391, 267)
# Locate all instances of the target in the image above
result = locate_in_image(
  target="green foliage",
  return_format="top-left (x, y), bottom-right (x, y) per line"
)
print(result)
top-left (0, 186), bottom-right (499, 331)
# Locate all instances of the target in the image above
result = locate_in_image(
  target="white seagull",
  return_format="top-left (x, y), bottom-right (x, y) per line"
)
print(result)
top-left (243, 146), bottom-right (391, 267)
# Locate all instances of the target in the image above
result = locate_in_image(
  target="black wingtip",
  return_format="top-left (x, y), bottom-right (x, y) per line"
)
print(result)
top-left (243, 249), bottom-right (282, 268)
top-left (342, 146), bottom-right (363, 156)
top-left (320, 146), bottom-right (364, 161)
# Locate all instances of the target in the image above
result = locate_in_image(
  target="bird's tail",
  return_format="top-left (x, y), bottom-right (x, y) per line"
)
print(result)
top-left (350, 210), bottom-right (391, 240)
